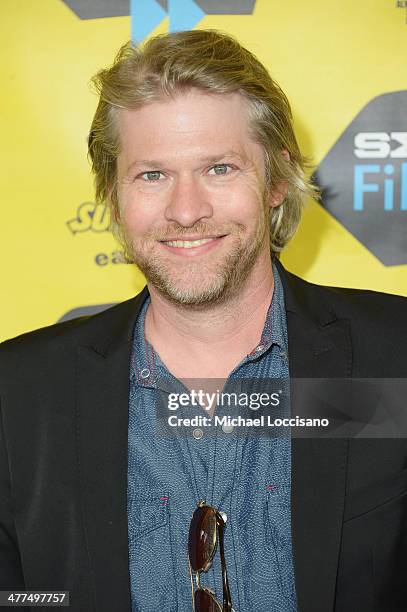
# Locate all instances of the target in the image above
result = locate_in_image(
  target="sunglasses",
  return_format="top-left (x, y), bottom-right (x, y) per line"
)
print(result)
top-left (188, 500), bottom-right (233, 612)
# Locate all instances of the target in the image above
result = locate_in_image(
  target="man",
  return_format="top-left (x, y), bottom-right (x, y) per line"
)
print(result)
top-left (1, 30), bottom-right (407, 612)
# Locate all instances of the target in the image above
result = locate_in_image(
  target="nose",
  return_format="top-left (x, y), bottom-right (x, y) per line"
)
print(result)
top-left (164, 173), bottom-right (213, 227)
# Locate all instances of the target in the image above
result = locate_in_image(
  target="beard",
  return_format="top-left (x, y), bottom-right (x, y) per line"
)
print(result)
top-left (119, 199), bottom-right (269, 309)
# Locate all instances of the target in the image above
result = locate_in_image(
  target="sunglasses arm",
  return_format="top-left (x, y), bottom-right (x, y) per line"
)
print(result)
top-left (216, 513), bottom-right (233, 612)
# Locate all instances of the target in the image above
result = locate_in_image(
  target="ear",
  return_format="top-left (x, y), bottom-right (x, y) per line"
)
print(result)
top-left (269, 149), bottom-right (290, 208)
top-left (269, 181), bottom-right (288, 208)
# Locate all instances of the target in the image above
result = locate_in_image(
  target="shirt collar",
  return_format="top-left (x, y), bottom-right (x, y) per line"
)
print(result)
top-left (246, 260), bottom-right (287, 359)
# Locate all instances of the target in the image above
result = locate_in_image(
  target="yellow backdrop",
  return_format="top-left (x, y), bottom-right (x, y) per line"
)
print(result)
top-left (2, 0), bottom-right (406, 341)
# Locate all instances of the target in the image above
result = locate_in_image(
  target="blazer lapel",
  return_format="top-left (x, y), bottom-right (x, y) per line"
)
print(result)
top-left (276, 260), bottom-right (351, 612)
top-left (75, 290), bottom-right (148, 612)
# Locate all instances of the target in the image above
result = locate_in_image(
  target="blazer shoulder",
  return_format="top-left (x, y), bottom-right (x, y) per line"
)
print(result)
top-left (283, 262), bottom-right (406, 318)
top-left (279, 260), bottom-right (407, 328)
top-left (316, 282), bottom-right (407, 325)
top-left (279, 266), bottom-right (407, 375)
top-left (0, 289), bottom-right (148, 364)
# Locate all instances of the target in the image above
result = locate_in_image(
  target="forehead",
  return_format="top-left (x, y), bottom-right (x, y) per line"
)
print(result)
top-left (116, 89), bottom-right (260, 166)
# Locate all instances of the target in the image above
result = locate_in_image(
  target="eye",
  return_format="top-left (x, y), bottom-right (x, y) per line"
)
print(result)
top-left (139, 170), bottom-right (165, 182)
top-left (208, 164), bottom-right (233, 176)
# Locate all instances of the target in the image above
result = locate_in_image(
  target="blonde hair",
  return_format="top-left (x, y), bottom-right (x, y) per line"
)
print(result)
top-left (88, 29), bottom-right (318, 255)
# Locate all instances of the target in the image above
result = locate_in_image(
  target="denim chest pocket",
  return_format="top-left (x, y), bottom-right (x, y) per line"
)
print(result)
top-left (266, 487), bottom-right (297, 605)
top-left (128, 493), bottom-right (170, 541)
top-left (128, 493), bottom-right (177, 612)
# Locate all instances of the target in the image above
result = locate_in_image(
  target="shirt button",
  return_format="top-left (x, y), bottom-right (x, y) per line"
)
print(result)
top-left (256, 345), bottom-right (264, 353)
top-left (222, 423), bottom-right (234, 434)
top-left (140, 368), bottom-right (150, 379)
top-left (193, 428), bottom-right (203, 440)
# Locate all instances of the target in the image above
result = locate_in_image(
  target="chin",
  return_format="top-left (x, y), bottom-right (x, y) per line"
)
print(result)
top-left (153, 277), bottom-right (231, 308)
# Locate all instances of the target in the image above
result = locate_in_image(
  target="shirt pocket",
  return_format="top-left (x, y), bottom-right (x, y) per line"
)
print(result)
top-left (128, 492), bottom-right (177, 612)
top-left (266, 487), bottom-right (297, 605)
top-left (128, 492), bottom-right (170, 541)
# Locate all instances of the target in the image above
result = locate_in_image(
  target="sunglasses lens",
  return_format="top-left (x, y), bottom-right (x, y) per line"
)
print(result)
top-left (194, 589), bottom-right (223, 612)
top-left (188, 505), bottom-right (217, 571)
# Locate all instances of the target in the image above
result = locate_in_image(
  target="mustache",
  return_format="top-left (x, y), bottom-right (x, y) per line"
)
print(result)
top-left (148, 222), bottom-right (242, 241)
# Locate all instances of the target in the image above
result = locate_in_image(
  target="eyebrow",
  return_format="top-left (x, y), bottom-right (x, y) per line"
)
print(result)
top-left (126, 150), bottom-right (246, 174)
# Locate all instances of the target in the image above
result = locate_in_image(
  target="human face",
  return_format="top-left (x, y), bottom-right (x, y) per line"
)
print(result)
top-left (116, 89), bottom-right (275, 307)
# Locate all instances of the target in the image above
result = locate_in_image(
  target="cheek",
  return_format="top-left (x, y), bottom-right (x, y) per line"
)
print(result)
top-left (119, 189), bottom-right (161, 235)
top-left (121, 207), bottom-right (152, 237)
top-left (223, 186), bottom-right (265, 224)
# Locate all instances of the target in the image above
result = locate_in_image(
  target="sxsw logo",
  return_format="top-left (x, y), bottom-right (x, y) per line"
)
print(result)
top-left (62, 0), bottom-right (257, 40)
top-left (314, 91), bottom-right (407, 266)
top-left (353, 132), bottom-right (407, 213)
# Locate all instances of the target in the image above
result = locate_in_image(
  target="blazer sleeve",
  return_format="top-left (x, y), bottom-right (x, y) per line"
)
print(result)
top-left (0, 397), bottom-right (25, 589)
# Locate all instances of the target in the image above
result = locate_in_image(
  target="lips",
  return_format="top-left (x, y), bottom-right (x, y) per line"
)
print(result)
top-left (160, 234), bottom-right (226, 248)
top-left (163, 238), bottom-right (216, 248)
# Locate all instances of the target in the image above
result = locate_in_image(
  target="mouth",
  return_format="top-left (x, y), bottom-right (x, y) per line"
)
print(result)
top-left (158, 235), bottom-right (227, 254)
top-left (162, 237), bottom-right (220, 248)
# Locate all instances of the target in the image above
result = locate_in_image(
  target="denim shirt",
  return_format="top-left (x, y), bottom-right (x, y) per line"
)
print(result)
top-left (127, 263), bottom-right (297, 611)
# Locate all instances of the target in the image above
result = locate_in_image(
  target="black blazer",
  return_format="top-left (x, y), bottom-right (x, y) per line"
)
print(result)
top-left (1, 260), bottom-right (407, 612)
